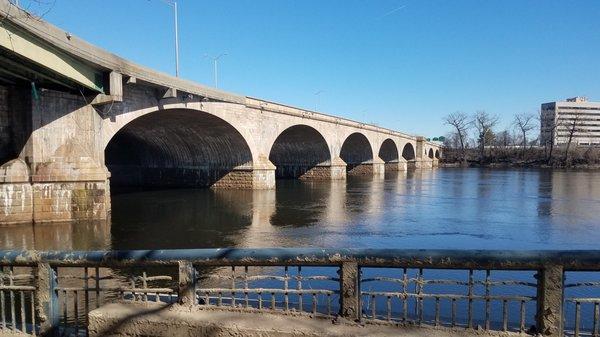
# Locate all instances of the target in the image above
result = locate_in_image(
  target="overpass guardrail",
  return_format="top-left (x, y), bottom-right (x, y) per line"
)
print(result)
top-left (0, 248), bottom-right (598, 337)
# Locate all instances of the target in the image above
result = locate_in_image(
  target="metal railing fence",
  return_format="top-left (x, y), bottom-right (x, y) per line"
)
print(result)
top-left (0, 248), bottom-right (598, 337)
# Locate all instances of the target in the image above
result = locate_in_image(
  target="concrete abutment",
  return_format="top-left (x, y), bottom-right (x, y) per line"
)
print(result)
top-left (0, 159), bottom-right (111, 224)
top-left (31, 160), bottom-right (110, 223)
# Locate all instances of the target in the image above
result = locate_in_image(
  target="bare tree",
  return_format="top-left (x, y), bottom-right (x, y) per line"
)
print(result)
top-left (563, 114), bottom-right (583, 165)
top-left (443, 112), bottom-right (471, 164)
top-left (513, 113), bottom-right (535, 159)
top-left (537, 109), bottom-right (560, 163)
top-left (6, 0), bottom-right (56, 21)
top-left (473, 111), bottom-right (499, 163)
top-left (496, 129), bottom-right (512, 147)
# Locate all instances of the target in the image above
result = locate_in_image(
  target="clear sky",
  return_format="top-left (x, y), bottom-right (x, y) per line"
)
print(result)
top-left (19, 0), bottom-right (600, 138)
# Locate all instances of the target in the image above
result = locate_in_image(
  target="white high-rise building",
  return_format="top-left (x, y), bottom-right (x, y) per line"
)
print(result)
top-left (540, 97), bottom-right (600, 146)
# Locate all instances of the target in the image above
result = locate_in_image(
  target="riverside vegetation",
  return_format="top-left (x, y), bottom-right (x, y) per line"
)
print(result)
top-left (441, 110), bottom-right (600, 168)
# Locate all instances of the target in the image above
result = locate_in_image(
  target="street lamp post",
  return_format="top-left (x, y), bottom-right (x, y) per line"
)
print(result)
top-left (159, 0), bottom-right (179, 77)
top-left (204, 53), bottom-right (227, 88)
top-left (314, 90), bottom-right (324, 111)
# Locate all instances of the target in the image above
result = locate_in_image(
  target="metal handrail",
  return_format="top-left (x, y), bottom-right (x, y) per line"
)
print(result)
top-left (1, 248), bottom-right (600, 270)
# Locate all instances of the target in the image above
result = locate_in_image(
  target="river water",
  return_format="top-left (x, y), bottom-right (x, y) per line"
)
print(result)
top-left (2, 168), bottom-right (599, 332)
top-left (1, 168), bottom-right (600, 251)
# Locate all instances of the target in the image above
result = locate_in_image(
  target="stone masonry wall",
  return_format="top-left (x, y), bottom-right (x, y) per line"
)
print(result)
top-left (0, 182), bottom-right (32, 224)
top-left (0, 160), bottom-right (33, 224)
top-left (32, 181), bottom-right (108, 223)
top-left (299, 166), bottom-right (332, 180)
top-left (384, 162), bottom-right (400, 171)
top-left (211, 170), bottom-right (254, 189)
top-left (347, 163), bottom-right (374, 175)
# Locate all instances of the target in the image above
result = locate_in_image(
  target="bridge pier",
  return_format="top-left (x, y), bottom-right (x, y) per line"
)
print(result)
top-left (298, 157), bottom-right (347, 180)
top-left (412, 159), bottom-right (434, 169)
top-left (251, 163), bottom-right (277, 188)
top-left (212, 158), bottom-right (276, 190)
top-left (0, 158), bottom-right (110, 224)
top-left (0, 85), bottom-right (111, 224)
top-left (384, 158), bottom-right (408, 172)
top-left (347, 157), bottom-right (385, 176)
top-left (31, 160), bottom-right (110, 223)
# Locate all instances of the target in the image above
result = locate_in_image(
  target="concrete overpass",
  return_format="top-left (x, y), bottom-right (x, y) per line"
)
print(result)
top-left (0, 0), bottom-right (441, 224)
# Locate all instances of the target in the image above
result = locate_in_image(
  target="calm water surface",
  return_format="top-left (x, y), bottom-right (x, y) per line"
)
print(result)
top-left (1, 168), bottom-right (599, 251)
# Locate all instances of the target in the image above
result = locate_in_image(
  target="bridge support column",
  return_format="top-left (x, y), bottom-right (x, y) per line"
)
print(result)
top-left (298, 157), bottom-right (347, 181)
top-left (384, 159), bottom-right (407, 172)
top-left (251, 159), bottom-right (276, 189)
top-left (0, 158), bottom-right (111, 224)
top-left (31, 159), bottom-right (110, 223)
top-left (212, 158), bottom-right (275, 190)
top-left (347, 157), bottom-right (385, 176)
top-left (413, 159), bottom-right (433, 169)
top-left (330, 157), bottom-right (347, 180)
top-left (0, 86), bottom-right (112, 224)
top-left (373, 157), bottom-right (385, 177)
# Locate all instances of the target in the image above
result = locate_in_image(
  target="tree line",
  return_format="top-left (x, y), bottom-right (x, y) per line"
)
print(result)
top-left (442, 110), bottom-right (598, 167)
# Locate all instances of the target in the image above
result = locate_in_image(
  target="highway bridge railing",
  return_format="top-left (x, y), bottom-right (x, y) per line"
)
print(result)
top-left (0, 248), bottom-right (598, 337)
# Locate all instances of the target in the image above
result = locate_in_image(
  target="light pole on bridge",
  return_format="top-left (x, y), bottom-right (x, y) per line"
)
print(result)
top-left (314, 90), bottom-right (325, 111)
top-left (158, 0), bottom-right (180, 77)
top-left (204, 53), bottom-right (227, 88)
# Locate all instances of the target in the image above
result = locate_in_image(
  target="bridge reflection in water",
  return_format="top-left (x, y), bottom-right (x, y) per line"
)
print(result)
top-left (2, 169), bottom-right (600, 252)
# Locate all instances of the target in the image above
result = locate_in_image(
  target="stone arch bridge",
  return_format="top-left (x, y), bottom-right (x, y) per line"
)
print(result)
top-left (0, 1), bottom-right (440, 224)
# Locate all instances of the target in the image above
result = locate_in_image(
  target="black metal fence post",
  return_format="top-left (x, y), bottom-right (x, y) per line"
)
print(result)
top-left (339, 262), bottom-right (360, 321)
top-left (536, 264), bottom-right (564, 337)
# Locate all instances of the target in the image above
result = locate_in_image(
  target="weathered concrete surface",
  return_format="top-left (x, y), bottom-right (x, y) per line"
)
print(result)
top-left (0, 331), bottom-right (29, 336)
top-left (536, 265), bottom-right (564, 337)
top-left (88, 302), bottom-right (524, 337)
top-left (0, 159), bottom-right (32, 224)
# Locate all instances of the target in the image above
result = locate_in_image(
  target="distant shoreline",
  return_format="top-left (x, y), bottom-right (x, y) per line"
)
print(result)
top-left (439, 161), bottom-right (600, 170)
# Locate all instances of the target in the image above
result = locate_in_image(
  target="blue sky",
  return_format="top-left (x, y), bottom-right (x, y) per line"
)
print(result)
top-left (22, 0), bottom-right (600, 138)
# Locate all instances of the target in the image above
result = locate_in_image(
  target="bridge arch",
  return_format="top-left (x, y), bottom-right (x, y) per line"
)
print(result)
top-left (378, 138), bottom-right (399, 163)
top-left (401, 143), bottom-right (416, 161)
top-left (268, 125), bottom-right (331, 179)
top-left (340, 132), bottom-right (373, 172)
top-left (104, 108), bottom-right (253, 189)
top-left (435, 149), bottom-right (440, 159)
top-left (428, 148), bottom-right (434, 159)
